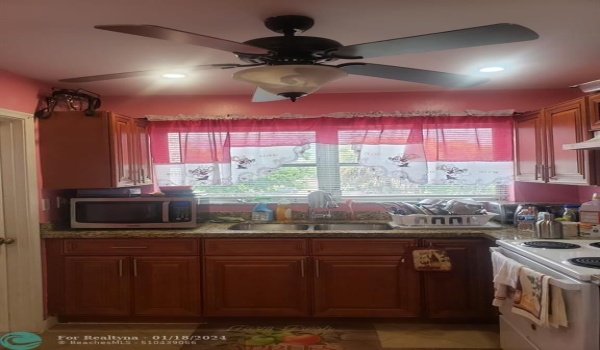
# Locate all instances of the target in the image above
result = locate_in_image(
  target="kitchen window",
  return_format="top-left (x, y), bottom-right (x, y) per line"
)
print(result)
top-left (149, 115), bottom-right (514, 201)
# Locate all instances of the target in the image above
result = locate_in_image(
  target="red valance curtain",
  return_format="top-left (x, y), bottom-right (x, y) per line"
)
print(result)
top-left (151, 116), bottom-right (513, 162)
top-left (149, 115), bottom-right (513, 187)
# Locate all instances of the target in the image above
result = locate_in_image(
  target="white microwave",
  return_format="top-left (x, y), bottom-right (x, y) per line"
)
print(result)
top-left (71, 197), bottom-right (197, 229)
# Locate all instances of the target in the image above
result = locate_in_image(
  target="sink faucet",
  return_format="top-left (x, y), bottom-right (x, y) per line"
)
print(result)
top-left (307, 191), bottom-right (338, 220)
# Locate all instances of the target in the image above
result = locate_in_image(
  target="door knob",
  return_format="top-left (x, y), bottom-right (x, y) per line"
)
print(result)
top-left (0, 238), bottom-right (15, 245)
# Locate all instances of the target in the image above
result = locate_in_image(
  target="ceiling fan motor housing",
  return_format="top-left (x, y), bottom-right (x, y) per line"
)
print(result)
top-left (239, 36), bottom-right (342, 65)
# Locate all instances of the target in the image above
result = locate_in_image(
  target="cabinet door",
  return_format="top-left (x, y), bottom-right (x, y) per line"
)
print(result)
top-left (421, 239), bottom-right (494, 320)
top-left (313, 256), bottom-right (420, 317)
top-left (109, 114), bottom-right (136, 187)
top-left (132, 119), bottom-right (153, 185)
top-left (544, 99), bottom-right (594, 184)
top-left (588, 93), bottom-right (600, 131)
top-left (204, 256), bottom-right (310, 317)
top-left (38, 111), bottom-right (113, 189)
top-left (133, 256), bottom-right (201, 316)
top-left (514, 111), bottom-right (544, 182)
top-left (64, 256), bottom-right (131, 315)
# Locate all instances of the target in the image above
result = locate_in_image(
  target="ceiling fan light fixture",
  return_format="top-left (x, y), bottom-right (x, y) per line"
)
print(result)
top-left (161, 73), bottom-right (187, 79)
top-left (478, 66), bottom-right (505, 73)
top-left (233, 65), bottom-right (348, 101)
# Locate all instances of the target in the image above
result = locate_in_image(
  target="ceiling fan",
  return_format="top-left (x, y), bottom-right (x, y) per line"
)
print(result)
top-left (60, 15), bottom-right (539, 102)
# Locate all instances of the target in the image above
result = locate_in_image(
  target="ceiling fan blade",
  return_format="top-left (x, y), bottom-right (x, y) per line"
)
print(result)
top-left (338, 63), bottom-right (489, 88)
top-left (252, 88), bottom-right (288, 102)
top-left (95, 25), bottom-right (270, 55)
top-left (59, 64), bottom-right (241, 83)
top-left (331, 23), bottom-right (538, 59)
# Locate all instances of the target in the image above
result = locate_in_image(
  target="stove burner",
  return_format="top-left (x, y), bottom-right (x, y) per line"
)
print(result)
top-left (568, 257), bottom-right (600, 269)
top-left (521, 241), bottom-right (581, 249)
top-left (590, 242), bottom-right (600, 249)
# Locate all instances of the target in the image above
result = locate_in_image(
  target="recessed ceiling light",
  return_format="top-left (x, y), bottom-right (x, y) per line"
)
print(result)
top-left (161, 73), bottom-right (187, 79)
top-left (478, 66), bottom-right (505, 73)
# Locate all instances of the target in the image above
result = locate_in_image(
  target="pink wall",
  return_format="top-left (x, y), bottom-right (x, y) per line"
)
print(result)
top-left (102, 89), bottom-right (584, 118)
top-left (513, 182), bottom-right (583, 203)
top-left (0, 70), bottom-right (47, 113)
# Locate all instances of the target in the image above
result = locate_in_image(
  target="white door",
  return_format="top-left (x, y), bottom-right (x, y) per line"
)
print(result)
top-left (0, 109), bottom-right (46, 332)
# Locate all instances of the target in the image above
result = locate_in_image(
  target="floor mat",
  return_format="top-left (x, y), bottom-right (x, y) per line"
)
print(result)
top-left (180, 321), bottom-right (383, 350)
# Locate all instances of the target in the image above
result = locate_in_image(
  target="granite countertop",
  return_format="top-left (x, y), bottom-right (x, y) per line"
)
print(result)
top-left (40, 221), bottom-right (537, 242)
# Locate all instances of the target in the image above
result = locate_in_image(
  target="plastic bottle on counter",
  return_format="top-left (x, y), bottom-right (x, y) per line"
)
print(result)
top-left (516, 206), bottom-right (536, 232)
top-left (252, 202), bottom-right (274, 222)
top-left (276, 200), bottom-right (293, 222)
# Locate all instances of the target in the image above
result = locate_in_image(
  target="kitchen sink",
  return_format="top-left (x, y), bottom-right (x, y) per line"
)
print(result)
top-left (313, 223), bottom-right (394, 231)
top-left (227, 223), bottom-right (310, 231)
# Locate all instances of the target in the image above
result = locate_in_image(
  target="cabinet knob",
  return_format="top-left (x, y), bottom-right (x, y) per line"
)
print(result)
top-left (0, 238), bottom-right (15, 245)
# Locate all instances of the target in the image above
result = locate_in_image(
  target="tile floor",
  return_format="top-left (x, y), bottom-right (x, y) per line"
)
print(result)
top-left (3, 322), bottom-right (500, 350)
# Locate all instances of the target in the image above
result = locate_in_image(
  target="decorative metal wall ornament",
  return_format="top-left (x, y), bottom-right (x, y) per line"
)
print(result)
top-left (34, 88), bottom-right (102, 119)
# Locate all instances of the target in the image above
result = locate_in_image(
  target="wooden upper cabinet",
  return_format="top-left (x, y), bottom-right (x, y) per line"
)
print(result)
top-left (514, 97), bottom-right (600, 185)
top-left (110, 114), bottom-right (135, 187)
top-left (132, 119), bottom-right (153, 185)
top-left (544, 98), bottom-right (594, 184)
top-left (38, 111), bottom-right (153, 189)
top-left (514, 111), bottom-right (544, 182)
top-left (588, 93), bottom-right (600, 131)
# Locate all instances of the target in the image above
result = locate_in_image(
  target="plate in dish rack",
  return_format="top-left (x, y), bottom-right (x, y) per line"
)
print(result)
top-left (390, 214), bottom-right (498, 227)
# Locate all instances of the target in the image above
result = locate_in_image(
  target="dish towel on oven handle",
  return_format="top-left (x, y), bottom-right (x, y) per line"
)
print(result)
top-left (412, 249), bottom-right (452, 271)
top-left (511, 266), bottom-right (568, 328)
top-left (491, 251), bottom-right (522, 307)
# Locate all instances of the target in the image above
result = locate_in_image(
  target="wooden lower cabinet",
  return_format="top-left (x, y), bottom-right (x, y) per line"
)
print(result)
top-left (312, 256), bottom-right (420, 317)
top-left (48, 237), bottom-right (495, 320)
top-left (133, 256), bottom-right (201, 316)
top-left (203, 256), bottom-right (310, 317)
top-left (64, 256), bottom-right (131, 315)
top-left (63, 256), bottom-right (201, 317)
top-left (421, 238), bottom-right (495, 320)
top-left (48, 238), bottom-right (201, 319)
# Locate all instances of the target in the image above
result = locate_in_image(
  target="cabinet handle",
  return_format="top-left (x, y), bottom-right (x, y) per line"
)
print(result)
top-left (118, 259), bottom-right (123, 277)
top-left (401, 258), bottom-right (405, 264)
top-left (133, 259), bottom-right (138, 277)
top-left (300, 259), bottom-right (305, 278)
top-left (315, 260), bottom-right (320, 278)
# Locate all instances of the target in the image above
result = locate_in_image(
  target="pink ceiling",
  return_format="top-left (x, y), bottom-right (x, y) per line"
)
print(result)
top-left (1, 0), bottom-right (599, 98)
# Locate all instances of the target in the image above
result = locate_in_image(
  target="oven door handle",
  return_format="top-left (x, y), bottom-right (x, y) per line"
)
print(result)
top-left (490, 247), bottom-right (582, 291)
top-left (548, 277), bottom-right (582, 291)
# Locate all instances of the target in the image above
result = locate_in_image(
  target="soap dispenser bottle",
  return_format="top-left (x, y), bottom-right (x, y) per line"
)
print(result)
top-left (252, 201), bottom-right (274, 222)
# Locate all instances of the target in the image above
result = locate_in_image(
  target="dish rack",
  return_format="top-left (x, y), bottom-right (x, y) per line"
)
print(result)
top-left (391, 214), bottom-right (497, 227)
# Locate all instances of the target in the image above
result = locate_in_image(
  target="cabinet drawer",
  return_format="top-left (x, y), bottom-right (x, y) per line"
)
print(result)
top-left (204, 239), bottom-right (307, 256)
top-left (62, 238), bottom-right (200, 255)
top-left (311, 238), bottom-right (417, 255)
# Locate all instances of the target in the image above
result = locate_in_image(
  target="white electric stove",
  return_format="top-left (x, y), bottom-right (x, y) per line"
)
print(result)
top-left (494, 239), bottom-right (600, 350)
top-left (497, 239), bottom-right (600, 283)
